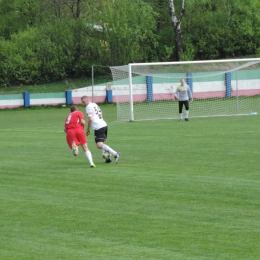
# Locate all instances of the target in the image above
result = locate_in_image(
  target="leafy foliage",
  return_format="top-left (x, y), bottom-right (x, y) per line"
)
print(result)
top-left (0, 0), bottom-right (260, 87)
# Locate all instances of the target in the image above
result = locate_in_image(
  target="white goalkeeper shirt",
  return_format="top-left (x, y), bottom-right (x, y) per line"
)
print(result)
top-left (175, 84), bottom-right (192, 101)
top-left (86, 102), bottom-right (107, 130)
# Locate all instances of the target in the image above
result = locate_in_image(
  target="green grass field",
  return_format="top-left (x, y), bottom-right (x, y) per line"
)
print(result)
top-left (0, 106), bottom-right (260, 260)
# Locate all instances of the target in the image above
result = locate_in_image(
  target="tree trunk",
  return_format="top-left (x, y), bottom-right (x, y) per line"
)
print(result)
top-left (168, 0), bottom-right (185, 61)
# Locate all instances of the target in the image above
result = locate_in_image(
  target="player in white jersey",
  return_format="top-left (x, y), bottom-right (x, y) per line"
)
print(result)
top-left (81, 96), bottom-right (120, 164)
top-left (174, 78), bottom-right (193, 121)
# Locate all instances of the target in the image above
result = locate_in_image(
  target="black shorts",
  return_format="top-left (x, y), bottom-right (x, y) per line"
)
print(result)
top-left (94, 126), bottom-right (108, 143)
top-left (179, 100), bottom-right (189, 113)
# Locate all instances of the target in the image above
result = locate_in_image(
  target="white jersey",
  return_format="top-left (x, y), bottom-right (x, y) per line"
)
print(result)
top-left (86, 102), bottom-right (107, 130)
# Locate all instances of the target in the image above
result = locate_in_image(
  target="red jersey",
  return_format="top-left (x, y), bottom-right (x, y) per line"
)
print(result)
top-left (65, 110), bottom-right (84, 130)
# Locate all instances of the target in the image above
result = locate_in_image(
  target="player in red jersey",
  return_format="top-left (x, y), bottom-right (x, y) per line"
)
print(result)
top-left (64, 105), bottom-right (96, 168)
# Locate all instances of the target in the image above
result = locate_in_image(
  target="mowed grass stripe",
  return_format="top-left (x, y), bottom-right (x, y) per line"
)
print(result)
top-left (0, 107), bottom-right (260, 259)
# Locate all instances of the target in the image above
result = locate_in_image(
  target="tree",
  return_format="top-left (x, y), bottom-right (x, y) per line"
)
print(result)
top-left (0, 0), bottom-right (34, 39)
top-left (168, 0), bottom-right (185, 61)
top-left (85, 0), bottom-right (159, 65)
top-left (184, 0), bottom-right (260, 59)
top-left (1, 0), bottom-right (260, 87)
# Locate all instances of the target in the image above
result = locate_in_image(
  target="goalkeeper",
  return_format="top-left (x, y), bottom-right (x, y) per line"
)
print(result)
top-left (174, 78), bottom-right (193, 121)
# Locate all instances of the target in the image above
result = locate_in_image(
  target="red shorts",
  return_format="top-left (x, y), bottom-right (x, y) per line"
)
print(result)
top-left (66, 128), bottom-right (87, 148)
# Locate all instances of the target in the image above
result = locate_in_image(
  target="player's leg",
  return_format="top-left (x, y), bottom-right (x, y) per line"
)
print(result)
top-left (77, 129), bottom-right (96, 167)
top-left (81, 143), bottom-right (96, 168)
top-left (99, 142), bottom-right (120, 164)
top-left (96, 141), bottom-right (111, 163)
top-left (66, 129), bottom-right (79, 156)
top-left (95, 127), bottom-right (120, 164)
top-left (179, 101), bottom-right (184, 121)
top-left (72, 141), bottom-right (79, 156)
top-left (184, 100), bottom-right (190, 121)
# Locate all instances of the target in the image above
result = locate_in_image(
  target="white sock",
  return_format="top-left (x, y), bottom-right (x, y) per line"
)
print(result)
top-left (179, 113), bottom-right (183, 120)
top-left (102, 144), bottom-right (117, 156)
top-left (185, 110), bottom-right (189, 118)
top-left (85, 150), bottom-right (93, 163)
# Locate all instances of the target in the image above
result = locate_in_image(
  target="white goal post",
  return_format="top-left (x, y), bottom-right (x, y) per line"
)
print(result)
top-left (110, 58), bottom-right (260, 121)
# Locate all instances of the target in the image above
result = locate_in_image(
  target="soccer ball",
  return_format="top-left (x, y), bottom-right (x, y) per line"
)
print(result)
top-left (102, 150), bottom-right (111, 160)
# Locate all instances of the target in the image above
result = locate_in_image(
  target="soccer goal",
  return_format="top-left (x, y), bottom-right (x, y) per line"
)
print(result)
top-left (110, 58), bottom-right (260, 122)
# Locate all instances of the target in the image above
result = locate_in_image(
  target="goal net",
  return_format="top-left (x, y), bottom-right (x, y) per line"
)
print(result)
top-left (110, 59), bottom-right (260, 121)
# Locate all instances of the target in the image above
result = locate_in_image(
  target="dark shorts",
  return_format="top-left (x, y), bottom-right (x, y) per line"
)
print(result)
top-left (94, 126), bottom-right (108, 143)
top-left (179, 100), bottom-right (189, 113)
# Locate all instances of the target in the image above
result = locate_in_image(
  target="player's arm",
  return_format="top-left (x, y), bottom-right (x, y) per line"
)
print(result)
top-left (188, 87), bottom-right (193, 102)
top-left (86, 117), bottom-right (92, 136)
top-left (174, 88), bottom-right (179, 100)
top-left (77, 111), bottom-right (86, 129)
top-left (80, 118), bottom-right (85, 128)
top-left (85, 107), bottom-right (93, 136)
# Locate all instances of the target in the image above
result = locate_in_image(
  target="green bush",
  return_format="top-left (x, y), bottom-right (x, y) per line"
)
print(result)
top-left (0, 22), bottom-right (93, 87)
